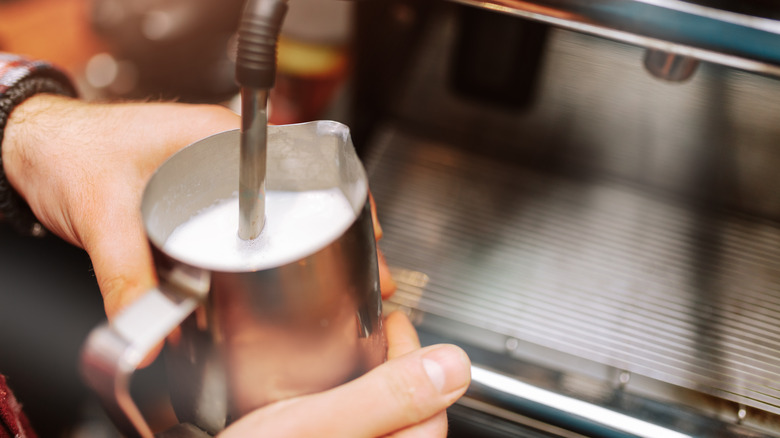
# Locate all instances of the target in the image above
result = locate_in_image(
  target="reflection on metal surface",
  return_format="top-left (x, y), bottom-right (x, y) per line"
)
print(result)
top-left (385, 267), bottom-right (430, 311)
top-left (367, 4), bottom-right (780, 434)
top-left (367, 127), bottom-right (780, 431)
top-left (450, 0), bottom-right (780, 76)
top-left (416, 311), bottom-right (780, 436)
top-left (643, 49), bottom-right (699, 81)
top-left (392, 10), bottom-right (780, 220)
top-left (471, 366), bottom-right (692, 438)
top-left (456, 397), bottom-right (590, 438)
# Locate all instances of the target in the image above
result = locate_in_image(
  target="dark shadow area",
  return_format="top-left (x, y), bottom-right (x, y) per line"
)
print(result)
top-left (0, 224), bottom-right (105, 436)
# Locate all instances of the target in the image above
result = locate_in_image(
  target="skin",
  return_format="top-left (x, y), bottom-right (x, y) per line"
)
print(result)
top-left (3, 94), bottom-right (396, 319)
top-left (2, 94), bottom-right (470, 436)
top-left (220, 312), bottom-right (470, 438)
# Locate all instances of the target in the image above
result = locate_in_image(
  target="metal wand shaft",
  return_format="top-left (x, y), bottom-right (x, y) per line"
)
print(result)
top-left (234, 0), bottom-right (288, 240)
top-left (238, 87), bottom-right (269, 240)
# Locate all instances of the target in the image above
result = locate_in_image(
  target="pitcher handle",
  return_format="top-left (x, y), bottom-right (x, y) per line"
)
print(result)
top-left (81, 287), bottom-right (201, 438)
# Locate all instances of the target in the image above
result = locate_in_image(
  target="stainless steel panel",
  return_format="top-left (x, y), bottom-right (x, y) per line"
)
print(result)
top-left (369, 126), bottom-right (780, 433)
top-left (389, 9), bottom-right (780, 220)
top-left (449, 0), bottom-right (780, 77)
top-left (364, 6), bottom-right (780, 434)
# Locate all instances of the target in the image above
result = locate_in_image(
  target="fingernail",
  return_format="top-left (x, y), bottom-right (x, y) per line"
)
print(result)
top-left (422, 345), bottom-right (471, 394)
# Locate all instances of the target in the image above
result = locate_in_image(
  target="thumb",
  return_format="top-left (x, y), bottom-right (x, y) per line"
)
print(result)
top-left (220, 344), bottom-right (471, 438)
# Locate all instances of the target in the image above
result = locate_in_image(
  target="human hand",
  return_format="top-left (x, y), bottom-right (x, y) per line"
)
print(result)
top-left (219, 311), bottom-right (471, 438)
top-left (2, 94), bottom-right (395, 318)
top-left (2, 94), bottom-right (240, 318)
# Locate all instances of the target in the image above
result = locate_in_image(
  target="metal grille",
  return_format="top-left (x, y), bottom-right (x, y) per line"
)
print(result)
top-left (367, 126), bottom-right (780, 416)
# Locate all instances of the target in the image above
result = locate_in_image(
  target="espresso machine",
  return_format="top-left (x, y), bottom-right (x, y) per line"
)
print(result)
top-left (349, 0), bottom-right (780, 436)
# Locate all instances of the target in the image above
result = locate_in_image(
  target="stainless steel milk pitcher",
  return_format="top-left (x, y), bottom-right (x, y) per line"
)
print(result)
top-left (80, 121), bottom-right (386, 437)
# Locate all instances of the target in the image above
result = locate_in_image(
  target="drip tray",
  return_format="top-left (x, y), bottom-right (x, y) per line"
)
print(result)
top-left (366, 125), bottom-right (780, 434)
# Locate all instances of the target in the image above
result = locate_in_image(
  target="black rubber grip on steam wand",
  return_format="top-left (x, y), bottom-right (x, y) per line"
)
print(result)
top-left (235, 0), bottom-right (289, 89)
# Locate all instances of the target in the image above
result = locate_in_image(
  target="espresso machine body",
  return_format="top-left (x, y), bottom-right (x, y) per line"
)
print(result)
top-left (353, 1), bottom-right (780, 436)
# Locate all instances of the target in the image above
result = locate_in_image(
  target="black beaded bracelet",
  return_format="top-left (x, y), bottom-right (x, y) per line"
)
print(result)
top-left (0, 55), bottom-right (77, 236)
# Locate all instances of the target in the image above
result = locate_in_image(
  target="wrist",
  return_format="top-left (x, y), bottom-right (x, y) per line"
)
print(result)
top-left (3, 94), bottom-right (62, 214)
top-left (0, 54), bottom-right (77, 235)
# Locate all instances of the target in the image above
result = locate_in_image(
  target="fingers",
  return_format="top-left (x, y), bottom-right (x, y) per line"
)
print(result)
top-left (95, 240), bottom-right (155, 319)
top-left (219, 343), bottom-right (471, 438)
top-left (78, 181), bottom-right (158, 320)
top-left (90, 236), bottom-right (156, 321)
top-left (370, 193), bottom-right (398, 298)
top-left (378, 248), bottom-right (397, 299)
top-left (73, 101), bottom-right (238, 320)
top-left (383, 315), bottom-right (448, 438)
top-left (384, 316), bottom-right (448, 438)
top-left (369, 192), bottom-right (383, 240)
top-left (386, 311), bottom-right (420, 359)
top-left (220, 313), bottom-right (463, 438)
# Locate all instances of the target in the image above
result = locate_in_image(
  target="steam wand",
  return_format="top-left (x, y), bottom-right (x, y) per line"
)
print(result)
top-left (235, 0), bottom-right (288, 240)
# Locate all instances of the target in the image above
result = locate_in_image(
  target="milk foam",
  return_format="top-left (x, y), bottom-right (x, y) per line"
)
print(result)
top-left (164, 188), bottom-right (356, 271)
